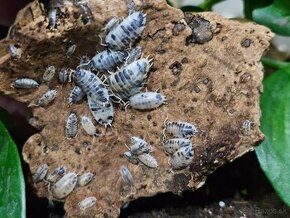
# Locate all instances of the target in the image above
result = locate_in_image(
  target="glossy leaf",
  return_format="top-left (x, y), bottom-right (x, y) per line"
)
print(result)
top-left (0, 121), bottom-right (26, 217)
top-left (256, 67), bottom-right (290, 206)
top-left (252, 0), bottom-right (290, 36)
top-left (243, 0), bottom-right (273, 19)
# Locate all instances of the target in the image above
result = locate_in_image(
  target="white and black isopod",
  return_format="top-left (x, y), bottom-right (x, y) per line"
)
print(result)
top-left (130, 136), bottom-right (150, 155)
top-left (43, 66), bottom-right (56, 82)
top-left (163, 138), bottom-right (192, 155)
top-left (126, 46), bottom-right (142, 65)
top-left (128, 92), bottom-right (167, 110)
top-left (51, 172), bottom-right (78, 199)
top-left (7, 44), bottom-right (22, 58)
top-left (77, 172), bottom-right (94, 186)
top-left (66, 44), bottom-right (77, 57)
top-left (66, 112), bottom-right (78, 138)
top-left (105, 11), bottom-right (146, 50)
top-left (108, 58), bottom-right (152, 100)
top-left (170, 145), bottom-right (194, 170)
top-left (81, 116), bottom-right (97, 136)
top-left (90, 49), bottom-right (128, 72)
top-left (47, 166), bottom-right (67, 183)
top-left (37, 90), bottom-right (57, 106)
top-left (58, 68), bottom-right (68, 84)
top-left (78, 196), bottom-right (97, 210)
top-left (119, 165), bottom-right (134, 187)
top-left (68, 86), bottom-right (86, 104)
top-left (137, 153), bottom-right (158, 168)
top-left (33, 163), bottom-right (48, 183)
top-left (165, 121), bottom-right (198, 138)
top-left (11, 78), bottom-right (39, 89)
top-left (123, 151), bottom-right (139, 165)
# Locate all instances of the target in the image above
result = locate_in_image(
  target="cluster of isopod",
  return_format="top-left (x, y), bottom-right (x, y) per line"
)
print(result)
top-left (32, 163), bottom-right (96, 209)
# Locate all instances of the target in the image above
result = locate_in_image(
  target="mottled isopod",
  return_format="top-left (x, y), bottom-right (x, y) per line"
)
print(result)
top-left (66, 112), bottom-right (78, 138)
top-left (51, 172), bottom-right (78, 199)
top-left (7, 44), bottom-right (22, 58)
top-left (68, 86), bottom-right (86, 104)
top-left (170, 145), bottom-right (194, 170)
top-left (163, 138), bottom-right (192, 155)
top-left (11, 78), bottom-right (39, 89)
top-left (48, 0), bottom-right (64, 29)
top-left (126, 46), bottom-right (142, 65)
top-left (130, 136), bottom-right (150, 155)
top-left (77, 172), bottom-right (94, 186)
top-left (81, 116), bottom-right (97, 136)
top-left (78, 196), bottom-right (97, 210)
top-left (66, 44), bottom-right (77, 57)
top-left (47, 166), bottom-right (67, 183)
top-left (90, 49), bottom-right (128, 72)
top-left (137, 153), bottom-right (158, 168)
top-left (58, 68), bottom-right (68, 84)
top-left (119, 165), bottom-right (134, 187)
top-left (74, 0), bottom-right (94, 24)
top-left (128, 92), bottom-right (167, 110)
top-left (37, 90), bottom-right (57, 106)
top-left (33, 164), bottom-right (48, 183)
top-left (43, 66), bottom-right (56, 82)
top-left (123, 151), bottom-right (139, 165)
top-left (165, 121), bottom-right (198, 138)
top-left (105, 11), bottom-right (146, 50)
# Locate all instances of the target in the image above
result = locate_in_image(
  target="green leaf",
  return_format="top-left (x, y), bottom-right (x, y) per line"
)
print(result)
top-left (243, 0), bottom-right (273, 19)
top-left (199, 0), bottom-right (225, 11)
top-left (0, 121), bottom-right (26, 217)
top-left (256, 67), bottom-right (290, 206)
top-left (252, 0), bottom-right (290, 36)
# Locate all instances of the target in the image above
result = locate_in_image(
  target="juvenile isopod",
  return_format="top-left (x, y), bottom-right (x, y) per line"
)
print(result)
top-left (51, 172), bottom-right (78, 199)
top-left (47, 0), bottom-right (64, 29)
top-left (33, 163), bottom-right (49, 183)
top-left (77, 172), bottom-right (94, 186)
top-left (74, 0), bottom-right (94, 24)
top-left (81, 116), bottom-right (98, 136)
top-left (43, 66), bottom-right (56, 82)
top-left (36, 90), bottom-right (57, 106)
top-left (68, 86), bottom-right (86, 104)
top-left (119, 165), bottom-right (134, 187)
top-left (7, 44), bottom-right (22, 58)
top-left (78, 196), bottom-right (97, 210)
top-left (105, 11), bottom-right (146, 50)
top-left (242, 120), bottom-right (253, 136)
top-left (108, 58), bottom-right (152, 100)
top-left (128, 92), bottom-right (167, 110)
top-left (66, 112), bottom-right (78, 138)
top-left (11, 78), bottom-right (39, 89)
top-left (129, 136), bottom-right (150, 155)
top-left (126, 46), bottom-right (142, 65)
top-left (163, 138), bottom-right (192, 155)
top-left (90, 49), bottom-right (128, 72)
top-left (58, 68), bottom-right (68, 84)
top-left (66, 44), bottom-right (77, 57)
top-left (137, 153), bottom-right (158, 168)
top-left (47, 166), bottom-right (67, 183)
top-left (123, 151), bottom-right (139, 165)
top-left (165, 121), bottom-right (198, 138)
top-left (170, 145), bottom-right (194, 170)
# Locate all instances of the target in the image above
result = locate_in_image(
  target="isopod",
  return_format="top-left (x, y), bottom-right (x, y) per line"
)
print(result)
top-left (130, 136), bottom-right (150, 155)
top-left (90, 49), bottom-right (128, 72)
top-left (165, 121), bottom-right (198, 138)
top-left (43, 66), bottom-right (56, 82)
top-left (78, 196), bottom-right (97, 210)
top-left (33, 163), bottom-right (48, 183)
top-left (170, 145), bottom-right (194, 170)
top-left (77, 172), bottom-right (94, 186)
top-left (74, 0), bottom-right (94, 24)
top-left (48, 0), bottom-right (64, 29)
top-left (47, 166), bottom-right (67, 183)
top-left (123, 151), bottom-right (139, 165)
top-left (66, 44), bottom-right (77, 57)
top-left (81, 116), bottom-right (97, 136)
top-left (105, 11), bottom-right (146, 50)
top-left (163, 138), bottom-right (192, 155)
top-left (126, 46), bottom-right (142, 65)
top-left (73, 69), bottom-right (110, 105)
top-left (37, 89), bottom-right (57, 106)
top-left (58, 68), bottom-right (68, 84)
top-left (66, 112), bottom-right (78, 138)
top-left (7, 44), bottom-right (22, 58)
top-left (68, 86), bottom-right (86, 104)
top-left (137, 153), bottom-right (158, 168)
top-left (242, 120), bottom-right (253, 136)
top-left (128, 92), bottom-right (167, 110)
top-left (51, 172), bottom-right (78, 199)
top-left (108, 58), bottom-right (152, 100)
top-left (11, 78), bottom-right (39, 89)
top-left (87, 97), bottom-right (114, 127)
top-left (119, 165), bottom-right (134, 187)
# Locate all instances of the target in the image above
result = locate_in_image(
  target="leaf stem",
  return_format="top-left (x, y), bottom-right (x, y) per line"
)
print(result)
top-left (262, 57), bottom-right (290, 69)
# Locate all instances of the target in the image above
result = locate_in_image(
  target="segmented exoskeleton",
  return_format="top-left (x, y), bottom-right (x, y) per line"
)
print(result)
top-left (66, 112), bottom-right (78, 138)
top-left (119, 165), bottom-right (134, 187)
top-left (11, 78), bottom-right (39, 89)
top-left (170, 145), bottom-right (194, 170)
top-left (163, 138), bottom-right (192, 155)
top-left (164, 121), bottom-right (198, 138)
top-left (128, 92), bottom-right (167, 110)
top-left (68, 86), bottom-right (86, 104)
